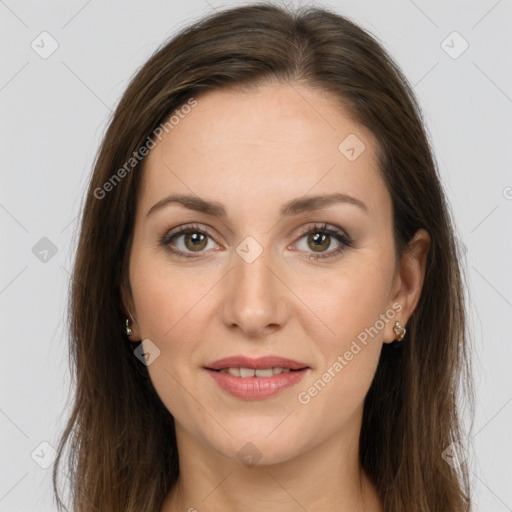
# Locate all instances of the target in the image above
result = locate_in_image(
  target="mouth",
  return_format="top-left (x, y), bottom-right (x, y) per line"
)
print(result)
top-left (204, 355), bottom-right (310, 372)
top-left (203, 355), bottom-right (310, 400)
top-left (207, 367), bottom-right (306, 377)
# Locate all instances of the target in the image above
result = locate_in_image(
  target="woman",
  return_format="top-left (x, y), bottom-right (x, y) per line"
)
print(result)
top-left (52, 3), bottom-right (473, 511)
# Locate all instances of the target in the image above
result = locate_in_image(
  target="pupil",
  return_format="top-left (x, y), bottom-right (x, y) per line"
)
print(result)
top-left (187, 233), bottom-right (206, 251)
top-left (310, 233), bottom-right (329, 252)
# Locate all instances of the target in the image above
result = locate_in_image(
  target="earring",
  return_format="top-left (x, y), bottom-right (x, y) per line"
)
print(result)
top-left (393, 321), bottom-right (406, 341)
top-left (125, 318), bottom-right (133, 337)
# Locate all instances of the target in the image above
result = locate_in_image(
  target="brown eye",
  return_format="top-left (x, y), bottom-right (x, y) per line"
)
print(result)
top-left (160, 224), bottom-right (219, 259)
top-left (294, 223), bottom-right (353, 261)
top-left (183, 232), bottom-right (208, 251)
top-left (307, 232), bottom-right (331, 252)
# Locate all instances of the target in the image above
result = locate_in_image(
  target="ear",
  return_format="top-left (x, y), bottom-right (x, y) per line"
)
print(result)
top-left (384, 228), bottom-right (431, 343)
top-left (120, 280), bottom-right (140, 342)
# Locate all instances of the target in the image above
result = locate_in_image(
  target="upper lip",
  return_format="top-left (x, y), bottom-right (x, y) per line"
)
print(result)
top-left (205, 355), bottom-right (309, 371)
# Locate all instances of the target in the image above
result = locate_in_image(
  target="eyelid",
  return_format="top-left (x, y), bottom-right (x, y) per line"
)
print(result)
top-left (160, 222), bottom-right (220, 249)
top-left (294, 222), bottom-right (352, 244)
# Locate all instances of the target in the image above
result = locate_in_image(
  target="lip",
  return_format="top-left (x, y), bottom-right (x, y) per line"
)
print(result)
top-left (203, 355), bottom-right (310, 400)
top-left (204, 355), bottom-right (309, 371)
top-left (204, 367), bottom-right (309, 400)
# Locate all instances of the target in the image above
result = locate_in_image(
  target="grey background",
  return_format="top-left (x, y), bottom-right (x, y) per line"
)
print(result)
top-left (1, 0), bottom-right (511, 510)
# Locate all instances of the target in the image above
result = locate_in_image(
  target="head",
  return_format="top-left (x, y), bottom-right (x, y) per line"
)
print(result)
top-left (53, 3), bottom-right (473, 512)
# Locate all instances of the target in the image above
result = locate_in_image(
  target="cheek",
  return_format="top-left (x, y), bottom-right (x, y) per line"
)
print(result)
top-left (128, 252), bottom-right (209, 405)
top-left (293, 275), bottom-right (389, 442)
top-left (291, 255), bottom-right (393, 349)
top-left (301, 289), bottom-right (385, 405)
top-left (290, 257), bottom-right (392, 414)
top-left (130, 248), bottom-right (214, 344)
top-left (130, 272), bottom-right (206, 423)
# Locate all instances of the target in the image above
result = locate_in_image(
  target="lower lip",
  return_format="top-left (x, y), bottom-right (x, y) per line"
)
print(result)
top-left (204, 368), bottom-right (309, 400)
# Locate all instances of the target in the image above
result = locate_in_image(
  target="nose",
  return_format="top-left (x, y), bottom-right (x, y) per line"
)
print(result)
top-left (219, 243), bottom-right (291, 338)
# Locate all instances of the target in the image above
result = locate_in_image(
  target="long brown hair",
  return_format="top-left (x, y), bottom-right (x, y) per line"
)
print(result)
top-left (53, 3), bottom-right (474, 510)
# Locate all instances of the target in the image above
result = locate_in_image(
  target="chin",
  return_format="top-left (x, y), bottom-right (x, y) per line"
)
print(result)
top-left (207, 427), bottom-right (308, 467)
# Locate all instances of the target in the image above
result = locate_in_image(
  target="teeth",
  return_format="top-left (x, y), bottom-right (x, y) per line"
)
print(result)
top-left (240, 367), bottom-right (255, 378)
top-left (255, 368), bottom-right (273, 377)
top-left (219, 367), bottom-right (293, 377)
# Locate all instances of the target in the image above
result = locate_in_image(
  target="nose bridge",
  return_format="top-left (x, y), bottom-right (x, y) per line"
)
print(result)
top-left (221, 235), bottom-right (289, 334)
top-left (235, 241), bottom-right (272, 303)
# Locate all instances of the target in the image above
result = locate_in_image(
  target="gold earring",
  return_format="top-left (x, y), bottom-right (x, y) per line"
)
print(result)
top-left (393, 321), bottom-right (406, 341)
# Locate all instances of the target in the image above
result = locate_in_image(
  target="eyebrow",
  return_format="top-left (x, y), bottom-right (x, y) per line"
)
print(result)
top-left (145, 192), bottom-right (368, 219)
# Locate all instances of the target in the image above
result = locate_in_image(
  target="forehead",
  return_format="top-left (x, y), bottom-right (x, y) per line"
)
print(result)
top-left (138, 83), bottom-right (389, 220)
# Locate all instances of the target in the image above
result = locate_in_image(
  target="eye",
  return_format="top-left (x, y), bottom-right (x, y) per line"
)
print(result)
top-left (293, 223), bottom-right (353, 261)
top-left (159, 223), bottom-right (219, 259)
top-left (159, 222), bottom-right (353, 260)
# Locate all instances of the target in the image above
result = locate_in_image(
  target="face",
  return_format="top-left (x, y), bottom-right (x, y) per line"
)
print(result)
top-left (123, 83), bottom-right (409, 465)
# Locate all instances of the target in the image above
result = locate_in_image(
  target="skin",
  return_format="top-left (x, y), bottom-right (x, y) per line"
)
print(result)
top-left (121, 82), bottom-right (430, 512)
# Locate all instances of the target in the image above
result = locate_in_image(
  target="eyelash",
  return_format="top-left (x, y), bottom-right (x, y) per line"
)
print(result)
top-left (159, 222), bottom-right (353, 261)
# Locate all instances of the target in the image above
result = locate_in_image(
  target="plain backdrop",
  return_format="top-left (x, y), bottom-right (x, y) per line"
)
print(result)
top-left (1, 0), bottom-right (511, 510)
